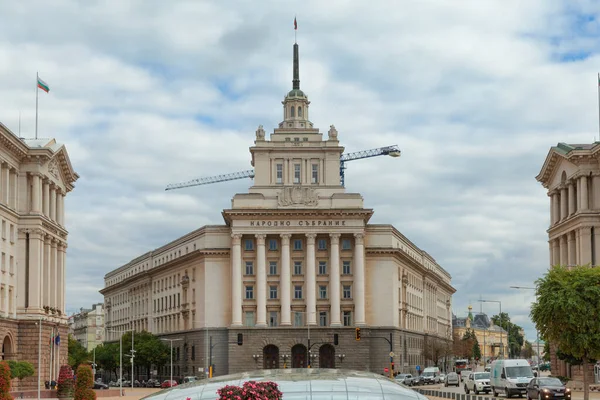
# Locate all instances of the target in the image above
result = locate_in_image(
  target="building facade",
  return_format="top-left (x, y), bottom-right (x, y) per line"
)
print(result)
top-left (68, 303), bottom-right (105, 351)
top-left (536, 142), bottom-right (599, 382)
top-left (0, 122), bottom-right (78, 389)
top-left (453, 306), bottom-right (507, 363)
top-left (101, 42), bottom-right (455, 381)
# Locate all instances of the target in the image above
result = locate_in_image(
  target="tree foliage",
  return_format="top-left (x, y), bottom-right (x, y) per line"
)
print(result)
top-left (94, 343), bottom-right (119, 380)
top-left (472, 337), bottom-right (481, 361)
top-left (421, 334), bottom-right (448, 366)
top-left (520, 341), bottom-right (534, 359)
top-left (0, 361), bottom-right (13, 400)
top-left (74, 364), bottom-right (96, 400)
top-left (68, 335), bottom-right (90, 370)
top-left (531, 265), bottom-right (600, 400)
top-left (6, 361), bottom-right (35, 381)
top-left (491, 312), bottom-right (524, 358)
top-left (543, 341), bottom-right (551, 362)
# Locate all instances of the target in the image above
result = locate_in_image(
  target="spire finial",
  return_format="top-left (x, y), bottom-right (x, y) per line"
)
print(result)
top-left (293, 42), bottom-right (300, 90)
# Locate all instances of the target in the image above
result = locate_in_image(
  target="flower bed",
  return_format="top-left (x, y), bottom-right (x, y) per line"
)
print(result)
top-left (217, 381), bottom-right (282, 400)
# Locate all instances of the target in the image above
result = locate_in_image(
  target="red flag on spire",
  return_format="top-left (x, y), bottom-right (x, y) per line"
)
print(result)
top-left (294, 17), bottom-right (297, 30)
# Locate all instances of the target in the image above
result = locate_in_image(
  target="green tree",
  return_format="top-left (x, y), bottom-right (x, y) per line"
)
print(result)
top-left (543, 341), bottom-right (551, 362)
top-left (461, 329), bottom-right (476, 361)
top-left (119, 331), bottom-right (170, 379)
top-left (94, 343), bottom-right (119, 380)
top-left (531, 265), bottom-right (600, 400)
top-left (472, 338), bottom-right (482, 361)
top-left (68, 335), bottom-right (90, 370)
top-left (7, 360), bottom-right (35, 382)
top-left (491, 313), bottom-right (524, 358)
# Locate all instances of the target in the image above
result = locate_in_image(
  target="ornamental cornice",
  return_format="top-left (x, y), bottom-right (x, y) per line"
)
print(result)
top-left (222, 208), bottom-right (374, 224)
top-left (0, 128), bottom-right (29, 160)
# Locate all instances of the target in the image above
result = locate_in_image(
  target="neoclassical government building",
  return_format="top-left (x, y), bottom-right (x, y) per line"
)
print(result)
top-left (0, 122), bottom-right (78, 389)
top-left (102, 42), bottom-right (455, 379)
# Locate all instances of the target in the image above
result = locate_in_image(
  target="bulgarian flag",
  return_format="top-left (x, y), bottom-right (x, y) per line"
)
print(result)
top-left (37, 76), bottom-right (50, 93)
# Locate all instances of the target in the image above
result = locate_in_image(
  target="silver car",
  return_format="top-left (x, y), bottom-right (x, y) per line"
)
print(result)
top-left (395, 373), bottom-right (415, 386)
top-left (445, 372), bottom-right (460, 387)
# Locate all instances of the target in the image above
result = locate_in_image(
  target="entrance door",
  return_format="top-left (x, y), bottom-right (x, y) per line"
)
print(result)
top-left (263, 345), bottom-right (279, 369)
top-left (319, 344), bottom-right (336, 368)
top-left (292, 344), bottom-right (307, 368)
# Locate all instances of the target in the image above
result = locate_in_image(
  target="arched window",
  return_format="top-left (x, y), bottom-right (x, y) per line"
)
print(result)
top-left (290, 106), bottom-right (295, 117)
top-left (298, 106), bottom-right (302, 117)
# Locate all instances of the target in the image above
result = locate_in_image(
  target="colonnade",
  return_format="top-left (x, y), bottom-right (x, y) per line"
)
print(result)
top-left (30, 173), bottom-right (65, 225)
top-left (549, 174), bottom-right (600, 225)
top-left (549, 226), bottom-right (600, 267)
top-left (0, 162), bottom-right (18, 209)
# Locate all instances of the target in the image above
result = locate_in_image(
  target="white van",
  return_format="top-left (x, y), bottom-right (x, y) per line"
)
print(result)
top-left (490, 359), bottom-right (535, 398)
top-left (422, 367), bottom-right (441, 384)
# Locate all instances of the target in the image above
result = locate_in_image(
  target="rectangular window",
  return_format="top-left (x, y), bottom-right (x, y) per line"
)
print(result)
top-left (343, 311), bottom-right (352, 326)
top-left (343, 285), bottom-right (352, 299)
top-left (178, 293), bottom-right (181, 307)
top-left (318, 239), bottom-right (327, 250)
top-left (294, 261), bottom-right (302, 275)
top-left (319, 285), bottom-right (327, 299)
top-left (9, 224), bottom-right (14, 243)
top-left (319, 311), bottom-right (328, 327)
top-left (245, 261), bottom-right (254, 275)
top-left (342, 239), bottom-right (352, 250)
top-left (269, 311), bottom-right (278, 327)
top-left (343, 261), bottom-right (351, 275)
top-left (294, 164), bottom-right (301, 183)
top-left (269, 239), bottom-right (278, 251)
top-left (318, 261), bottom-right (327, 275)
top-left (294, 285), bottom-right (303, 299)
top-left (294, 312), bottom-right (303, 327)
top-left (0, 253), bottom-right (4, 272)
top-left (245, 286), bottom-right (254, 299)
top-left (191, 345), bottom-right (196, 360)
top-left (293, 239), bottom-right (303, 251)
top-left (1, 221), bottom-right (5, 240)
top-left (312, 164), bottom-right (318, 184)
top-left (244, 311), bottom-right (255, 327)
top-left (270, 285), bottom-right (278, 299)
top-left (269, 261), bottom-right (278, 275)
top-left (244, 239), bottom-right (254, 251)
top-left (276, 164), bottom-right (283, 184)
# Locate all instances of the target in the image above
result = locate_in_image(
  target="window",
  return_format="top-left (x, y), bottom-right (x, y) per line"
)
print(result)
top-left (1, 221), bottom-right (5, 240)
top-left (294, 137), bottom-right (300, 142)
top-left (294, 261), bottom-right (302, 275)
top-left (245, 261), bottom-right (254, 275)
top-left (343, 285), bottom-right (352, 299)
top-left (294, 164), bottom-right (301, 184)
top-left (244, 239), bottom-right (254, 251)
top-left (294, 312), bottom-right (303, 327)
top-left (318, 239), bottom-right (327, 250)
top-left (270, 285), bottom-right (278, 299)
top-left (269, 311), bottom-right (278, 327)
top-left (191, 345), bottom-right (196, 360)
top-left (244, 311), bottom-right (255, 327)
top-left (276, 164), bottom-right (283, 184)
top-left (342, 261), bottom-right (351, 275)
top-left (312, 164), bottom-right (318, 184)
top-left (294, 285), bottom-right (303, 299)
top-left (269, 239), bottom-right (278, 251)
top-left (293, 239), bottom-right (303, 251)
top-left (343, 311), bottom-right (352, 326)
top-left (9, 224), bottom-right (14, 243)
top-left (319, 285), bottom-right (327, 299)
top-left (319, 311), bottom-right (328, 327)
top-left (291, 106), bottom-right (295, 117)
top-left (298, 106), bottom-right (302, 117)
top-left (342, 239), bottom-right (352, 250)
top-left (318, 261), bottom-right (327, 275)
top-left (269, 261), bottom-right (278, 275)
top-left (245, 286), bottom-right (254, 299)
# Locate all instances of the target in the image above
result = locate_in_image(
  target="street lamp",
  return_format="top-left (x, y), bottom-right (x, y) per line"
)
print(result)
top-left (479, 299), bottom-right (503, 359)
top-left (106, 328), bottom-right (133, 397)
top-left (293, 311), bottom-right (317, 368)
top-left (510, 286), bottom-right (540, 366)
top-left (161, 338), bottom-right (183, 387)
top-left (35, 317), bottom-right (43, 400)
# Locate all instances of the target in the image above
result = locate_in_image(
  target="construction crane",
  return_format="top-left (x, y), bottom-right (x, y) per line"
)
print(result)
top-left (165, 145), bottom-right (401, 191)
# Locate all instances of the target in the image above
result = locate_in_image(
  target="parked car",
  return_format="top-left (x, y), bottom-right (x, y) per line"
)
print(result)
top-left (464, 372), bottom-right (491, 395)
top-left (182, 376), bottom-right (198, 384)
top-left (444, 372), bottom-right (460, 387)
top-left (526, 377), bottom-right (570, 400)
top-left (459, 369), bottom-right (472, 383)
top-left (146, 379), bottom-right (161, 388)
top-left (161, 380), bottom-right (178, 388)
top-left (395, 374), bottom-right (414, 386)
top-left (438, 373), bottom-right (446, 383)
top-left (93, 382), bottom-right (109, 390)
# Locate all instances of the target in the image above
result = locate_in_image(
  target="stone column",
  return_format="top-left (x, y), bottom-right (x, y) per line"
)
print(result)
top-left (57, 243), bottom-right (65, 314)
top-left (581, 176), bottom-right (589, 211)
top-left (43, 180), bottom-right (50, 217)
top-left (42, 235), bottom-right (51, 309)
top-left (549, 193), bottom-right (555, 225)
top-left (9, 169), bottom-right (17, 209)
top-left (57, 192), bottom-right (65, 225)
top-left (559, 235), bottom-right (568, 266)
top-left (28, 229), bottom-right (43, 311)
top-left (551, 239), bottom-right (560, 266)
top-left (49, 186), bottom-right (57, 221)
top-left (329, 233), bottom-right (341, 326)
top-left (575, 230), bottom-right (581, 266)
top-left (580, 227), bottom-right (592, 265)
top-left (594, 228), bottom-right (600, 267)
top-left (305, 233), bottom-right (317, 325)
top-left (231, 234), bottom-right (243, 326)
top-left (1, 163), bottom-right (8, 205)
top-left (255, 234), bottom-right (267, 327)
top-left (280, 234), bottom-right (291, 325)
top-left (551, 192), bottom-right (559, 224)
top-left (51, 240), bottom-right (58, 308)
top-left (568, 232), bottom-right (576, 267)
top-left (353, 232), bottom-right (366, 326)
top-left (31, 174), bottom-right (41, 213)
top-left (593, 175), bottom-right (600, 209)
top-left (560, 187), bottom-right (568, 221)
top-left (568, 182), bottom-right (575, 216)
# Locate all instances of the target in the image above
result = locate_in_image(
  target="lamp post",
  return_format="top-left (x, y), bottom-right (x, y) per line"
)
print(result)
top-left (106, 328), bottom-right (133, 397)
top-left (510, 286), bottom-right (540, 365)
top-left (36, 317), bottom-right (43, 400)
top-left (479, 299), bottom-right (503, 358)
top-left (293, 311), bottom-right (317, 368)
top-left (161, 338), bottom-right (183, 387)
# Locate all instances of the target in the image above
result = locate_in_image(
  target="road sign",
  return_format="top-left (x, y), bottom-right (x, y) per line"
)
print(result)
top-left (389, 352), bottom-right (395, 357)
top-left (416, 365), bottom-right (421, 371)
top-left (384, 367), bottom-right (389, 373)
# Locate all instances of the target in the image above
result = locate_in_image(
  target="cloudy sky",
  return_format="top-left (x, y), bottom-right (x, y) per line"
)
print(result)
top-left (2, 0), bottom-right (599, 341)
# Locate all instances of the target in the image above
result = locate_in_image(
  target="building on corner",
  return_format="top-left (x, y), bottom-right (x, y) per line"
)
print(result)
top-left (100, 40), bottom-right (455, 381)
top-left (68, 303), bottom-right (105, 351)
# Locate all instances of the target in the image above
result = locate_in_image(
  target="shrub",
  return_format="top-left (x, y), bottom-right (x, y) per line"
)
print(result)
top-left (57, 365), bottom-right (74, 398)
top-left (74, 365), bottom-right (96, 400)
top-left (0, 361), bottom-right (13, 400)
top-left (217, 381), bottom-right (282, 400)
top-left (6, 361), bottom-right (35, 382)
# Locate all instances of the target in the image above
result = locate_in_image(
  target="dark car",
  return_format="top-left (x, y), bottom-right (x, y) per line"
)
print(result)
top-left (526, 377), bottom-right (571, 400)
top-left (93, 382), bottom-right (109, 390)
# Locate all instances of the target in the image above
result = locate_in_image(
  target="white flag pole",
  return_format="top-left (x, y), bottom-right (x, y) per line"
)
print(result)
top-left (35, 72), bottom-right (39, 140)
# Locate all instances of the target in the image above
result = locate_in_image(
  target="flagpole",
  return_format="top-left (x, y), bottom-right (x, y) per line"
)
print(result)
top-left (49, 327), bottom-right (53, 383)
top-left (597, 73), bottom-right (599, 140)
top-left (35, 72), bottom-right (39, 140)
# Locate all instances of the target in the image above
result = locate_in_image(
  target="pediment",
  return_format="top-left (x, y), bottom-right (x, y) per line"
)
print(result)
top-left (46, 145), bottom-right (79, 192)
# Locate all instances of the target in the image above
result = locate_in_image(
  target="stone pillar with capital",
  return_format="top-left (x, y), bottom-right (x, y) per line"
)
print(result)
top-left (580, 227), bottom-right (592, 265)
top-left (231, 234), bottom-right (243, 326)
top-left (255, 234), bottom-right (267, 327)
top-left (51, 239), bottom-right (58, 309)
top-left (568, 231), bottom-right (576, 267)
top-left (42, 235), bottom-right (50, 308)
top-left (50, 186), bottom-right (57, 221)
top-left (593, 174), bottom-right (600, 209)
top-left (551, 239), bottom-right (559, 266)
top-left (560, 187), bottom-right (568, 221)
top-left (28, 229), bottom-right (43, 311)
top-left (57, 192), bottom-right (65, 225)
top-left (551, 192), bottom-right (559, 225)
top-left (43, 180), bottom-right (50, 216)
top-left (305, 234), bottom-right (317, 325)
top-left (580, 176), bottom-right (589, 210)
top-left (280, 234), bottom-right (292, 325)
top-left (57, 243), bottom-right (66, 314)
top-left (568, 181), bottom-right (575, 215)
top-left (1, 163), bottom-right (8, 205)
top-left (329, 233), bottom-right (341, 326)
top-left (31, 174), bottom-right (41, 213)
top-left (9, 169), bottom-right (17, 209)
top-left (559, 235), bottom-right (568, 266)
top-left (353, 232), bottom-right (366, 326)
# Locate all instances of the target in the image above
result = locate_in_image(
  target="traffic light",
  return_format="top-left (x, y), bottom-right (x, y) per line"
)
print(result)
top-left (355, 327), bottom-right (361, 341)
top-left (391, 362), bottom-right (395, 371)
top-left (333, 334), bottom-right (339, 346)
top-left (237, 333), bottom-right (243, 346)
